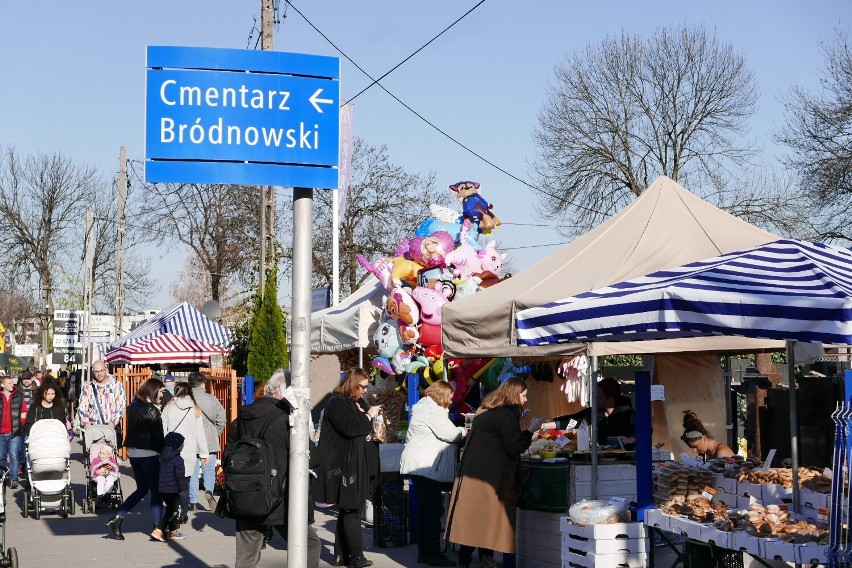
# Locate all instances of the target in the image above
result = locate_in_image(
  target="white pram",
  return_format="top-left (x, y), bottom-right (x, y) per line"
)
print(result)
top-left (23, 419), bottom-right (74, 519)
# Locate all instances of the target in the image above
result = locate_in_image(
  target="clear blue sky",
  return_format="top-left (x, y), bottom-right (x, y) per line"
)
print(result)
top-left (1, 1), bottom-right (848, 308)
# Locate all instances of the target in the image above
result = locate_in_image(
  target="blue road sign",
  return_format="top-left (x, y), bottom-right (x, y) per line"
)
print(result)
top-left (145, 46), bottom-right (340, 188)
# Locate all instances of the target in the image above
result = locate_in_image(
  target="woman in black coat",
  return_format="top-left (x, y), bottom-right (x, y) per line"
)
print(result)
top-left (24, 379), bottom-right (68, 435)
top-left (105, 377), bottom-right (165, 541)
top-left (315, 369), bottom-right (381, 568)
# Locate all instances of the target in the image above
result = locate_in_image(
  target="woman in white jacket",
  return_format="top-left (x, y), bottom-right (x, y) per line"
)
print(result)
top-left (161, 381), bottom-right (208, 526)
top-left (399, 381), bottom-right (466, 567)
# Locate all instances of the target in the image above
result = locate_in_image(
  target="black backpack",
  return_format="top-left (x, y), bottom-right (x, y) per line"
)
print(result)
top-left (222, 412), bottom-right (284, 519)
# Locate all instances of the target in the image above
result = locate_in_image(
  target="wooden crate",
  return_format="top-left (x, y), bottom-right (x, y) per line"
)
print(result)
top-left (516, 508), bottom-right (562, 568)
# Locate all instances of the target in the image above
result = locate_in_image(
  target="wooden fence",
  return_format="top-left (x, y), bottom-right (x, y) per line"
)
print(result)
top-left (112, 366), bottom-right (239, 460)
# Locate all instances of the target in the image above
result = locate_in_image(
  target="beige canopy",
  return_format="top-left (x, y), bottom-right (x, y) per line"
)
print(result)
top-left (441, 176), bottom-right (785, 358)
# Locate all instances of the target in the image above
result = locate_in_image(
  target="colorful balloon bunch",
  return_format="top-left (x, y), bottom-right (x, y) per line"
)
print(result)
top-left (358, 181), bottom-right (509, 404)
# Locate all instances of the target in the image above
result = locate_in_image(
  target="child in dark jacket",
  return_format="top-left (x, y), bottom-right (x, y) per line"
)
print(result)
top-left (153, 431), bottom-right (188, 542)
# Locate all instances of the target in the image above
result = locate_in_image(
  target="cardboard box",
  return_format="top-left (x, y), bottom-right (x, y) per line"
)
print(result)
top-left (712, 474), bottom-right (737, 495)
top-left (730, 531), bottom-right (762, 556)
top-left (736, 495), bottom-right (761, 510)
top-left (762, 539), bottom-right (799, 563)
top-left (800, 488), bottom-right (830, 511)
top-left (697, 524), bottom-right (732, 549)
top-left (737, 482), bottom-right (764, 500)
top-left (668, 516), bottom-right (704, 540)
top-left (559, 519), bottom-right (646, 540)
top-left (561, 533), bottom-right (648, 555)
top-left (796, 543), bottom-right (829, 565)
top-left (643, 509), bottom-right (671, 533)
top-left (561, 548), bottom-right (648, 568)
top-left (761, 483), bottom-right (793, 503)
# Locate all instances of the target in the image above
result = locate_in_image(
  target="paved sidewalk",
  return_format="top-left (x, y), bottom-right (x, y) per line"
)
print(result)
top-left (2, 438), bottom-right (466, 567)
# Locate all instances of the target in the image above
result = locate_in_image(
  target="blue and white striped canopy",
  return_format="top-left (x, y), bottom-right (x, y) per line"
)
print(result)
top-left (107, 302), bottom-right (233, 351)
top-left (516, 240), bottom-right (852, 347)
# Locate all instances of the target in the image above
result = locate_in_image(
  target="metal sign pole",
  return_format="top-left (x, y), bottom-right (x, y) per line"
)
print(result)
top-left (287, 187), bottom-right (314, 568)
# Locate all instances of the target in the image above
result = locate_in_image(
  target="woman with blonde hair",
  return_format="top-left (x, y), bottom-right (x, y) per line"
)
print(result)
top-left (161, 381), bottom-right (208, 532)
top-left (400, 381), bottom-right (466, 566)
top-left (446, 377), bottom-right (543, 568)
top-left (315, 369), bottom-right (382, 568)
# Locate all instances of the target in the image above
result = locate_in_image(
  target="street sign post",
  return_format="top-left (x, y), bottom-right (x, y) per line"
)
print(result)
top-left (52, 310), bottom-right (83, 365)
top-left (145, 46), bottom-right (340, 189)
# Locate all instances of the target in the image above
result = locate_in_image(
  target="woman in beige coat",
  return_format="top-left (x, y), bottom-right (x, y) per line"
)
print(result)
top-left (161, 381), bottom-right (208, 525)
top-left (445, 378), bottom-right (542, 568)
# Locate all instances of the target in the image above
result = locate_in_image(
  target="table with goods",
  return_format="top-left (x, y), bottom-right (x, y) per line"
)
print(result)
top-left (518, 433), bottom-right (836, 568)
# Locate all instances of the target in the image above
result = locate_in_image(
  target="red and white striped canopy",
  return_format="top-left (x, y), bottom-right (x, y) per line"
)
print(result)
top-left (103, 333), bottom-right (229, 365)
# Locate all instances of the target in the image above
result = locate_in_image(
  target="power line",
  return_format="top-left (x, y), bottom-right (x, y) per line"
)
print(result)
top-left (343, 0), bottom-right (485, 106)
top-left (284, 1), bottom-right (608, 218)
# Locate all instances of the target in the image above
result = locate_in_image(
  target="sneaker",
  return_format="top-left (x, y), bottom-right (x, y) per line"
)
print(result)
top-left (187, 503), bottom-right (196, 512)
top-left (9, 481), bottom-right (18, 489)
top-left (150, 528), bottom-right (165, 542)
top-left (167, 531), bottom-right (187, 540)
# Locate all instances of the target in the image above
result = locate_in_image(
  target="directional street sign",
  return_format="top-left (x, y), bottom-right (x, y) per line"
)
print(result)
top-left (145, 46), bottom-right (340, 188)
top-left (53, 309), bottom-right (84, 365)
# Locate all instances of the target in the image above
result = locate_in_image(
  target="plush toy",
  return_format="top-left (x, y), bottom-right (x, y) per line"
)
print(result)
top-left (449, 181), bottom-right (501, 234)
top-left (372, 320), bottom-right (412, 375)
top-left (385, 286), bottom-right (420, 344)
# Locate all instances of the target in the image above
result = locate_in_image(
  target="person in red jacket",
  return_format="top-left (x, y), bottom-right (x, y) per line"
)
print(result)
top-left (0, 373), bottom-right (27, 488)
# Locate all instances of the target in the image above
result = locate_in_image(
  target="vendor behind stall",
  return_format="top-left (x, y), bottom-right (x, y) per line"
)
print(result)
top-left (681, 409), bottom-right (734, 461)
top-left (540, 377), bottom-right (636, 449)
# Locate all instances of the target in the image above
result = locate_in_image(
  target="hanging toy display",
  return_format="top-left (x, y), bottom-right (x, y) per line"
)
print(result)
top-left (358, 178), bottom-right (510, 408)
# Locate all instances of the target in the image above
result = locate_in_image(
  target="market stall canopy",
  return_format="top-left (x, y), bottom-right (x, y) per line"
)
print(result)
top-left (309, 280), bottom-right (384, 353)
top-left (104, 332), bottom-right (229, 365)
top-left (0, 353), bottom-right (31, 373)
top-left (107, 302), bottom-right (232, 351)
top-left (442, 175), bottom-right (784, 358)
top-left (516, 239), bottom-right (852, 346)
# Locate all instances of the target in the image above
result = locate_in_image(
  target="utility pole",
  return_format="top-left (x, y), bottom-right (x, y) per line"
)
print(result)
top-left (114, 146), bottom-right (127, 340)
top-left (40, 285), bottom-right (49, 370)
top-left (258, 0), bottom-right (275, 297)
top-left (82, 210), bottom-right (95, 387)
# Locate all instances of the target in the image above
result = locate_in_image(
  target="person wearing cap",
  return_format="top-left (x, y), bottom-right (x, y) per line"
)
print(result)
top-left (152, 431), bottom-right (188, 542)
top-left (0, 372), bottom-right (27, 488)
top-left (160, 374), bottom-right (175, 407)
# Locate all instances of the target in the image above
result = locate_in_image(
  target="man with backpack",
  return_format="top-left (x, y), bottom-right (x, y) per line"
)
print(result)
top-left (219, 369), bottom-right (320, 568)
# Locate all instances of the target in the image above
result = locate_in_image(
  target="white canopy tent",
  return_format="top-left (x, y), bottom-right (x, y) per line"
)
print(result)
top-left (308, 280), bottom-right (384, 353)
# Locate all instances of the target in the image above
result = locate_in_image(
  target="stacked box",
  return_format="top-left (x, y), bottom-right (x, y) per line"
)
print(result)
top-left (373, 473), bottom-right (408, 548)
top-left (560, 519), bottom-right (648, 568)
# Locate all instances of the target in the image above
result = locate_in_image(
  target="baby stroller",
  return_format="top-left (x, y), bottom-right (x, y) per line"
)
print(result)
top-left (23, 418), bottom-right (74, 519)
top-left (0, 467), bottom-right (17, 567)
top-left (82, 424), bottom-right (123, 513)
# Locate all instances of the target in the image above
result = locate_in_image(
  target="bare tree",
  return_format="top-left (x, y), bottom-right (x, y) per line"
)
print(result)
top-left (298, 138), bottom-right (448, 297)
top-left (0, 269), bottom-right (38, 344)
top-left (532, 25), bottom-right (759, 235)
top-left (776, 28), bottom-right (852, 241)
top-left (0, 147), bottom-right (98, 342)
top-left (139, 182), bottom-right (261, 303)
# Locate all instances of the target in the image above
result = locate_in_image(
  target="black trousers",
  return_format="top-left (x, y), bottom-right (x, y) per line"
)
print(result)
top-left (160, 492), bottom-right (180, 532)
top-left (411, 476), bottom-right (445, 557)
top-left (334, 507), bottom-right (364, 558)
top-left (458, 545), bottom-right (494, 563)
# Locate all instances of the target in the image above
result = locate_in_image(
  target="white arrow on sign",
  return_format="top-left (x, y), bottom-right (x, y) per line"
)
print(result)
top-left (309, 88), bottom-right (333, 113)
